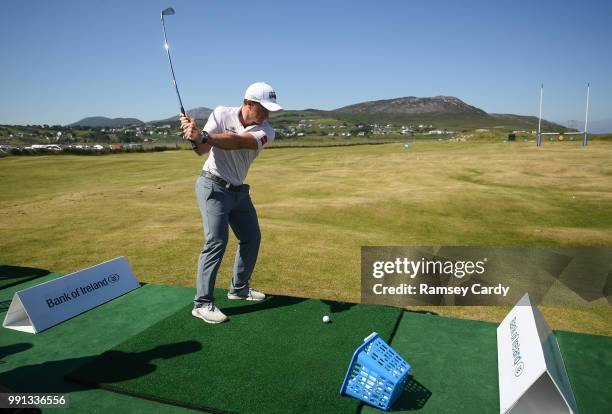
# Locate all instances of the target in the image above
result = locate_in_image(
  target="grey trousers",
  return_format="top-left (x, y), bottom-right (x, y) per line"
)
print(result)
top-left (194, 175), bottom-right (261, 307)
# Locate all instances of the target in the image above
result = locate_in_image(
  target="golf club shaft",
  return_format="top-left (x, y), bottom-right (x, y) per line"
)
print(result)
top-left (161, 11), bottom-right (197, 150)
top-left (161, 16), bottom-right (185, 114)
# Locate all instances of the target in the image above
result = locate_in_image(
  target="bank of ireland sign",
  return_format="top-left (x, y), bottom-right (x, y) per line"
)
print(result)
top-left (3, 257), bottom-right (140, 334)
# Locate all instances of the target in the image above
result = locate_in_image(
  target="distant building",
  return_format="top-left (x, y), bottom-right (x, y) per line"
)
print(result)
top-left (124, 143), bottom-right (144, 150)
top-left (429, 129), bottom-right (458, 135)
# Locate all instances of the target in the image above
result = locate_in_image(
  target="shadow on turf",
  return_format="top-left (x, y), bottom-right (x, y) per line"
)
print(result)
top-left (223, 295), bottom-right (308, 316)
top-left (389, 376), bottom-right (432, 411)
top-left (0, 299), bottom-right (12, 312)
top-left (322, 300), bottom-right (358, 314)
top-left (0, 343), bottom-right (34, 361)
top-left (0, 265), bottom-right (50, 290)
top-left (0, 341), bottom-right (202, 393)
top-left (405, 310), bottom-right (439, 316)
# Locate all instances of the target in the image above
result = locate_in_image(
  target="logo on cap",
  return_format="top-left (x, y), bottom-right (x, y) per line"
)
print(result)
top-left (268, 91), bottom-right (276, 100)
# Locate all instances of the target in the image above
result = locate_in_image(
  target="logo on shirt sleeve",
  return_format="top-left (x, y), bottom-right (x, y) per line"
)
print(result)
top-left (260, 136), bottom-right (268, 146)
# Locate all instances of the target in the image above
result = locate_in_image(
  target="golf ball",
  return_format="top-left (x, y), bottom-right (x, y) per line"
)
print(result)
top-left (322, 315), bottom-right (330, 323)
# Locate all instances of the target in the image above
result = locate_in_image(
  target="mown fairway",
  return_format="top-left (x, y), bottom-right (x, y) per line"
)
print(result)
top-left (1, 141), bottom-right (611, 334)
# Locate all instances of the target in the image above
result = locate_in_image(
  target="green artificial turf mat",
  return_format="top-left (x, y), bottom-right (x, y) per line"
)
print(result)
top-left (44, 386), bottom-right (201, 414)
top-left (1, 277), bottom-right (200, 413)
top-left (0, 264), bottom-right (50, 290)
top-left (361, 312), bottom-right (499, 413)
top-left (555, 331), bottom-right (612, 414)
top-left (66, 294), bottom-right (403, 414)
top-left (361, 312), bottom-right (612, 414)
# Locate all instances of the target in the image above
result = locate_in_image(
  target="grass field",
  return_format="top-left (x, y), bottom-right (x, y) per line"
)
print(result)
top-left (1, 141), bottom-right (611, 335)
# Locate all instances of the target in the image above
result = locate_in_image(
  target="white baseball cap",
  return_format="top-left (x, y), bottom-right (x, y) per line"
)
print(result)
top-left (244, 82), bottom-right (283, 112)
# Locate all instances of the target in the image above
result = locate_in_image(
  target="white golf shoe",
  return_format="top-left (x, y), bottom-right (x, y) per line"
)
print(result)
top-left (192, 303), bottom-right (228, 324)
top-left (227, 288), bottom-right (266, 301)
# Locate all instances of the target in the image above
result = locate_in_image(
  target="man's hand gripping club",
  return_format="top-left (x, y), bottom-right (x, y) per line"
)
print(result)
top-left (180, 114), bottom-right (211, 155)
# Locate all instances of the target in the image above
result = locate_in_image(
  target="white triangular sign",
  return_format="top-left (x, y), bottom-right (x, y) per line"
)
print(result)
top-left (497, 293), bottom-right (579, 414)
top-left (3, 293), bottom-right (36, 333)
top-left (2, 257), bottom-right (140, 334)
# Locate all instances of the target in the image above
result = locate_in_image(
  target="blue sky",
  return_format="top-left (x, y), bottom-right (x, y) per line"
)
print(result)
top-left (1, 0), bottom-right (611, 126)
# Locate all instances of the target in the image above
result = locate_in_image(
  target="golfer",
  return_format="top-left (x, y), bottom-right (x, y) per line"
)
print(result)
top-left (180, 82), bottom-right (282, 324)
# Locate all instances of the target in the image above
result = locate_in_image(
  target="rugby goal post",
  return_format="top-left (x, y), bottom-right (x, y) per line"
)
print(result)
top-left (536, 83), bottom-right (590, 147)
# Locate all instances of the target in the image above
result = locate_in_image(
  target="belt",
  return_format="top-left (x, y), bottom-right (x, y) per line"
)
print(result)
top-left (201, 171), bottom-right (245, 191)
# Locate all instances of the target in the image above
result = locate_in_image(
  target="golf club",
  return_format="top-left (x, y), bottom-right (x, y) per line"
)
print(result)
top-left (161, 7), bottom-right (184, 113)
top-left (160, 7), bottom-right (197, 149)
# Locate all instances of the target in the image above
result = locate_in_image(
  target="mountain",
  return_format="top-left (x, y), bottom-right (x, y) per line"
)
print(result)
top-left (489, 113), bottom-right (566, 131)
top-left (64, 98), bottom-right (574, 132)
top-left (334, 96), bottom-right (487, 116)
top-left (66, 106), bottom-right (213, 128)
top-left (68, 117), bottom-right (144, 128)
top-left (152, 107), bottom-right (213, 124)
top-left (324, 96), bottom-right (566, 130)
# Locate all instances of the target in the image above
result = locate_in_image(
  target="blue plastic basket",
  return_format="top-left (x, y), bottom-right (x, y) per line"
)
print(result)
top-left (340, 332), bottom-right (411, 411)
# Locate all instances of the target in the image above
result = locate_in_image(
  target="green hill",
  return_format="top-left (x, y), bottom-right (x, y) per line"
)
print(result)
top-left (271, 96), bottom-right (568, 131)
top-left (68, 117), bottom-right (144, 128)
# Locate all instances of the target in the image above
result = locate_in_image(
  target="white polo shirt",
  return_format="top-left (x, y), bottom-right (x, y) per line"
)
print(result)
top-left (202, 106), bottom-right (275, 185)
